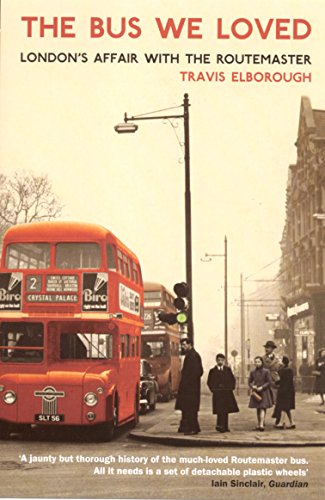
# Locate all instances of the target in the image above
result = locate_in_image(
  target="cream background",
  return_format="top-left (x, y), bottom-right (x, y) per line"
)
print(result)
top-left (1, 0), bottom-right (325, 368)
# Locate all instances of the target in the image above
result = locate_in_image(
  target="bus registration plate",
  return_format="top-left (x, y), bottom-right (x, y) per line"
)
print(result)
top-left (35, 414), bottom-right (64, 422)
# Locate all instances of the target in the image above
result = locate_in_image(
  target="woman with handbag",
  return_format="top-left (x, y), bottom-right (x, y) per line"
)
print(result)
top-left (248, 356), bottom-right (273, 431)
top-left (314, 349), bottom-right (325, 405)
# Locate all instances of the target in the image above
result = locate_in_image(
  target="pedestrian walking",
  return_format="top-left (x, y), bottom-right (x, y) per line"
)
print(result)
top-left (262, 340), bottom-right (282, 387)
top-left (175, 336), bottom-right (203, 435)
top-left (248, 356), bottom-right (273, 431)
top-left (313, 348), bottom-right (325, 405)
top-left (207, 353), bottom-right (239, 433)
top-left (272, 356), bottom-right (296, 429)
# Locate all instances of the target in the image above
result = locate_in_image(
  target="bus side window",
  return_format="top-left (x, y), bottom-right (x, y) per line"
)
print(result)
top-left (131, 337), bottom-right (135, 357)
top-left (132, 262), bottom-right (139, 283)
top-left (106, 334), bottom-right (113, 359)
top-left (138, 266), bottom-right (143, 286)
top-left (125, 334), bottom-right (130, 357)
top-left (120, 334), bottom-right (131, 357)
top-left (123, 255), bottom-right (130, 278)
top-left (121, 335), bottom-right (125, 358)
top-left (117, 250), bottom-right (123, 274)
top-left (161, 343), bottom-right (167, 356)
top-left (106, 244), bottom-right (116, 270)
top-left (141, 341), bottom-right (152, 358)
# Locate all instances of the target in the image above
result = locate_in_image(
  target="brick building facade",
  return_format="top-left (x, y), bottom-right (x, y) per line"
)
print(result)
top-left (279, 96), bottom-right (325, 372)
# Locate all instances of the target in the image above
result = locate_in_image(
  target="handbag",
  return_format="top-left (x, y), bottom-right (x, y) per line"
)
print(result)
top-left (251, 390), bottom-right (262, 402)
top-left (312, 370), bottom-right (321, 376)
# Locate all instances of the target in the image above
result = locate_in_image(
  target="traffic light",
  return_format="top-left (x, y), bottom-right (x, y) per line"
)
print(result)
top-left (157, 311), bottom-right (178, 325)
top-left (157, 282), bottom-right (190, 326)
top-left (173, 282), bottom-right (190, 325)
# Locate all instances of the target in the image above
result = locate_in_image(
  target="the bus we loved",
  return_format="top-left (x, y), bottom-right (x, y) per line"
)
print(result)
top-left (0, 221), bottom-right (143, 441)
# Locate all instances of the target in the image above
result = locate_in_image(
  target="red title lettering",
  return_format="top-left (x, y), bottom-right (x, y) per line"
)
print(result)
top-left (21, 16), bottom-right (76, 37)
top-left (90, 17), bottom-right (141, 38)
top-left (19, 16), bottom-right (312, 40)
top-left (155, 17), bottom-right (202, 39)
top-left (216, 18), bottom-right (311, 40)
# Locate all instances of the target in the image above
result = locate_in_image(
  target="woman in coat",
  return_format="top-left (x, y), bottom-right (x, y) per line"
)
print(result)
top-left (314, 348), bottom-right (325, 405)
top-left (248, 356), bottom-right (273, 431)
top-left (272, 356), bottom-right (296, 429)
top-left (207, 353), bottom-right (239, 433)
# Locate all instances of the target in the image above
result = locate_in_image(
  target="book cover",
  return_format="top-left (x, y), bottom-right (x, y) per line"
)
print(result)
top-left (0, 1), bottom-right (324, 499)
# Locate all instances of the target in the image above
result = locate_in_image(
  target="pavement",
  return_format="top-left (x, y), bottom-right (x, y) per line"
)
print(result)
top-left (130, 391), bottom-right (325, 447)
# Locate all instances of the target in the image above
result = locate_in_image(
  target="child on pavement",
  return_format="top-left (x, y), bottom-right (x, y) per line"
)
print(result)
top-left (248, 356), bottom-right (273, 431)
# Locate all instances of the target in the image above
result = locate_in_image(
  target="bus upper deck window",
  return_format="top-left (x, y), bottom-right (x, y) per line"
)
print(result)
top-left (132, 262), bottom-right (139, 283)
top-left (122, 254), bottom-right (130, 278)
top-left (144, 291), bottom-right (161, 307)
top-left (56, 243), bottom-right (101, 269)
top-left (6, 243), bottom-right (50, 269)
top-left (106, 245), bottom-right (116, 270)
top-left (117, 250), bottom-right (123, 274)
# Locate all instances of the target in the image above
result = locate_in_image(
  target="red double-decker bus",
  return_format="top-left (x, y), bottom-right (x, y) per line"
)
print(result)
top-left (141, 282), bottom-right (181, 401)
top-left (0, 221), bottom-right (143, 441)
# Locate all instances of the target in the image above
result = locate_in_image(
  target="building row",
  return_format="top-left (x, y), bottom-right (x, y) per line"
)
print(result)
top-left (278, 96), bottom-right (325, 372)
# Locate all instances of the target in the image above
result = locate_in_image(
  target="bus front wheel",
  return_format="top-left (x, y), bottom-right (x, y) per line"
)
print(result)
top-left (162, 380), bottom-right (172, 402)
top-left (108, 399), bottom-right (119, 440)
top-left (98, 399), bottom-right (118, 442)
top-left (131, 389), bottom-right (139, 428)
top-left (149, 392), bottom-right (157, 411)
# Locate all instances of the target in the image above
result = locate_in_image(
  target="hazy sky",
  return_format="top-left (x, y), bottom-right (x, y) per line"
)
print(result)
top-left (1, 0), bottom-right (325, 367)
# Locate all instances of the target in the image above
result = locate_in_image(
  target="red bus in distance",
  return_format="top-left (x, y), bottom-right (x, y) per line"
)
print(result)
top-left (0, 221), bottom-right (143, 441)
top-left (141, 282), bottom-right (181, 401)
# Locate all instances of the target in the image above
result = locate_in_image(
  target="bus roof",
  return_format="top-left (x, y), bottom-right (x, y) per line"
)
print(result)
top-left (144, 282), bottom-right (175, 296)
top-left (3, 221), bottom-right (140, 263)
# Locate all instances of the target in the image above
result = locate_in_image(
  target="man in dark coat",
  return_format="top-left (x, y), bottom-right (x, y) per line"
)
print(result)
top-left (175, 336), bottom-right (203, 435)
top-left (207, 353), bottom-right (239, 432)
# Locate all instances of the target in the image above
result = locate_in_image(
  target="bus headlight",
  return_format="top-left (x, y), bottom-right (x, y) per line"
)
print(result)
top-left (86, 412), bottom-right (96, 421)
top-left (3, 390), bottom-right (17, 405)
top-left (84, 392), bottom-right (98, 407)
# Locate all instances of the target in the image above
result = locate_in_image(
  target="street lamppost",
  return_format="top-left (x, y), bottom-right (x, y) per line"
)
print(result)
top-left (201, 236), bottom-right (228, 360)
top-left (239, 275), bottom-right (284, 384)
top-left (240, 273), bottom-right (246, 385)
top-left (114, 94), bottom-right (194, 342)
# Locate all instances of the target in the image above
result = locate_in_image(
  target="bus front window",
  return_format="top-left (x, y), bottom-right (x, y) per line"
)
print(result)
top-left (56, 243), bottom-right (101, 269)
top-left (144, 291), bottom-right (162, 307)
top-left (60, 332), bottom-right (113, 360)
top-left (0, 322), bottom-right (44, 363)
top-left (141, 340), bottom-right (167, 358)
top-left (6, 243), bottom-right (50, 269)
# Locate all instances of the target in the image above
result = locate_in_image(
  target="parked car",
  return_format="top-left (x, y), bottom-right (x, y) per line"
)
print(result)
top-left (140, 359), bottom-right (158, 414)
